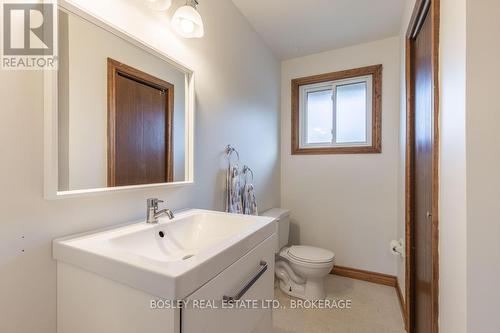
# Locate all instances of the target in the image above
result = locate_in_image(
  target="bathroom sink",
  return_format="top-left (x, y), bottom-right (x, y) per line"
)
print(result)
top-left (53, 209), bottom-right (276, 299)
top-left (109, 212), bottom-right (259, 262)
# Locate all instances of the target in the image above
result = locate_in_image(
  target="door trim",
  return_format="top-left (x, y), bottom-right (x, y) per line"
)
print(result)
top-left (107, 57), bottom-right (174, 186)
top-left (405, 0), bottom-right (440, 332)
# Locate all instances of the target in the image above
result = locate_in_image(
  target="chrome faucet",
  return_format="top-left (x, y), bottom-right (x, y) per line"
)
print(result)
top-left (146, 198), bottom-right (174, 224)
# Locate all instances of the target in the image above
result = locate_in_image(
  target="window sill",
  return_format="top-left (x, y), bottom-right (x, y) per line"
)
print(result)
top-left (291, 145), bottom-right (381, 155)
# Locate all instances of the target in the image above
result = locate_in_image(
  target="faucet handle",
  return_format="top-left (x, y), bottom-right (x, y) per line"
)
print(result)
top-left (147, 198), bottom-right (164, 207)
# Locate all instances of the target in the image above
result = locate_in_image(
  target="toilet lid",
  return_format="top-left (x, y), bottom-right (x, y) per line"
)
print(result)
top-left (287, 245), bottom-right (335, 263)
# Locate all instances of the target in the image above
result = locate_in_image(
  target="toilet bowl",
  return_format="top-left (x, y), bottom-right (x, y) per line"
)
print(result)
top-left (261, 209), bottom-right (335, 300)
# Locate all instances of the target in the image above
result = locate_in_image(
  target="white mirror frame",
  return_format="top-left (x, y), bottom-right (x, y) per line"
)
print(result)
top-left (44, 1), bottom-right (195, 199)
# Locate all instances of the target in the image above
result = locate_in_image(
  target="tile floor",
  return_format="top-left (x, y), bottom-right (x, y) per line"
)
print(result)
top-left (273, 275), bottom-right (406, 333)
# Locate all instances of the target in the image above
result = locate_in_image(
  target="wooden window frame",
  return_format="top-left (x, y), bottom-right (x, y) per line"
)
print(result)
top-left (107, 57), bottom-right (174, 186)
top-left (291, 65), bottom-right (382, 155)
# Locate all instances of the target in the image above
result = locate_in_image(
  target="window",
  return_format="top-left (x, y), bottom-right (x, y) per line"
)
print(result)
top-left (291, 65), bottom-right (382, 154)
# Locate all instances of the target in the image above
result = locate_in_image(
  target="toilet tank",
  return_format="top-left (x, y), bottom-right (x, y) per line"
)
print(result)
top-left (261, 208), bottom-right (290, 253)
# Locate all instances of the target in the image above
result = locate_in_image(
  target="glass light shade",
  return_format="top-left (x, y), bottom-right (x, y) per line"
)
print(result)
top-left (171, 5), bottom-right (204, 38)
top-left (146, 0), bottom-right (172, 11)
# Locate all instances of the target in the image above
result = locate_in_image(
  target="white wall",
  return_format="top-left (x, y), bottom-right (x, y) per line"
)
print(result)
top-left (281, 37), bottom-right (401, 276)
top-left (439, 0), bottom-right (467, 331)
top-left (466, 0), bottom-right (500, 331)
top-left (395, 0), bottom-right (416, 298)
top-left (397, 0), bottom-right (468, 331)
top-left (0, 0), bottom-right (280, 332)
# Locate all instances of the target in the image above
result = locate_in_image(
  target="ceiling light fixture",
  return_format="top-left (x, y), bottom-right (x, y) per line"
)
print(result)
top-left (171, 0), bottom-right (204, 38)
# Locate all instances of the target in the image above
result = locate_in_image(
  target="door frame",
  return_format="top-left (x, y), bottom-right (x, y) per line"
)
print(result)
top-left (107, 57), bottom-right (175, 186)
top-left (404, 0), bottom-right (440, 332)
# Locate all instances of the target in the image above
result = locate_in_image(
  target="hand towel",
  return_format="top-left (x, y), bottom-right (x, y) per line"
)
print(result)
top-left (226, 164), bottom-right (243, 214)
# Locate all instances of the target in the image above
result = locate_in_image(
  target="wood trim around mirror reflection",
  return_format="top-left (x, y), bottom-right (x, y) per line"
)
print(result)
top-left (107, 58), bottom-right (174, 187)
top-left (291, 65), bottom-right (382, 155)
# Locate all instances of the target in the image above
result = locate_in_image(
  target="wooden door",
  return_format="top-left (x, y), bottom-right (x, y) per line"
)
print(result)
top-left (406, 1), bottom-right (439, 332)
top-left (413, 9), bottom-right (433, 333)
top-left (107, 58), bottom-right (174, 187)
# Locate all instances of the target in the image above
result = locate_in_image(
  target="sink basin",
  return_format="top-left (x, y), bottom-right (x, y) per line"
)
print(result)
top-left (53, 209), bottom-right (276, 299)
top-left (110, 212), bottom-right (257, 262)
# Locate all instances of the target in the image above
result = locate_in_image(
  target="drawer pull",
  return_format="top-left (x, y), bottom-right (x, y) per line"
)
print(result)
top-left (223, 260), bottom-right (268, 303)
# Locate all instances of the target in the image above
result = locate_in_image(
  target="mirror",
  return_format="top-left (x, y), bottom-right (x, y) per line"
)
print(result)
top-left (45, 5), bottom-right (194, 197)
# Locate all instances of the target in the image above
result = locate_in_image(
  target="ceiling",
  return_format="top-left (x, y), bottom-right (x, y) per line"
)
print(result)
top-left (231, 0), bottom-right (406, 60)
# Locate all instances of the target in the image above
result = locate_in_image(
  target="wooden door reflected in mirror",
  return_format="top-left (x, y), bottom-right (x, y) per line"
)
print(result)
top-left (107, 58), bottom-right (174, 187)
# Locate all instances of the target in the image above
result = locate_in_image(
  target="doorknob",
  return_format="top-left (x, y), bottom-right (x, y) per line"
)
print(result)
top-left (426, 211), bottom-right (432, 219)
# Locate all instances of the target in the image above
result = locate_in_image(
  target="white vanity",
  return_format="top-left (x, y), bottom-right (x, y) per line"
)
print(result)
top-left (53, 210), bottom-right (277, 333)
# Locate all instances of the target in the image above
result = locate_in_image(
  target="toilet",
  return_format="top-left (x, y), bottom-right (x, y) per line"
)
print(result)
top-left (262, 208), bottom-right (335, 300)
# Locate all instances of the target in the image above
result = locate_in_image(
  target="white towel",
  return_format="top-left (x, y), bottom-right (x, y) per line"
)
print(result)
top-left (226, 164), bottom-right (243, 214)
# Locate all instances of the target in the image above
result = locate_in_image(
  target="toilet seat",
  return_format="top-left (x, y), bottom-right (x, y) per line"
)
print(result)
top-left (286, 245), bottom-right (335, 264)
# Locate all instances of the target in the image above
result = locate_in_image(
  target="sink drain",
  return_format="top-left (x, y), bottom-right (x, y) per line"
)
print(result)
top-left (182, 254), bottom-right (194, 260)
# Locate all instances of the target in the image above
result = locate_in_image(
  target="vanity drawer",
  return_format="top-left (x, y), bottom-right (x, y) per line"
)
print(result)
top-left (182, 234), bottom-right (276, 333)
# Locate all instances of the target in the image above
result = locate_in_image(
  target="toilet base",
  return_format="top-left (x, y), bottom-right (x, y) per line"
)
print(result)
top-left (278, 276), bottom-right (326, 300)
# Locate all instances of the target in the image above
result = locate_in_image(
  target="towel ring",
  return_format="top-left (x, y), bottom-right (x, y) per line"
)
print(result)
top-left (242, 165), bottom-right (254, 183)
top-left (225, 145), bottom-right (240, 165)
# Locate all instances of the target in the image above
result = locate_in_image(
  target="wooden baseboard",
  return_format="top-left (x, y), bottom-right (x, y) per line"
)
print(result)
top-left (331, 265), bottom-right (408, 330)
top-left (331, 265), bottom-right (397, 286)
